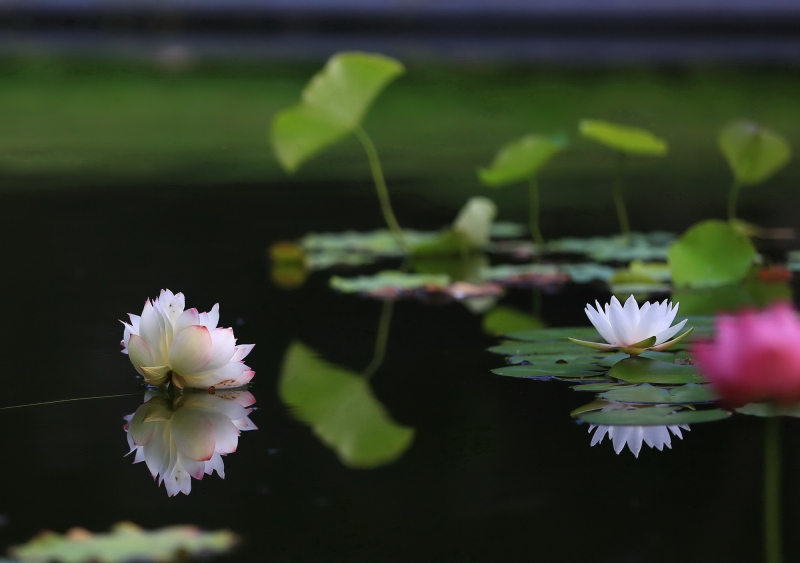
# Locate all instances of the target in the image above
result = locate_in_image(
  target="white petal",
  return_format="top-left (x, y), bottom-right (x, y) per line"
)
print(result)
top-left (171, 409), bottom-right (216, 461)
top-left (608, 298), bottom-right (635, 346)
top-left (199, 303), bottom-right (220, 330)
top-left (174, 308), bottom-right (201, 335)
top-left (127, 334), bottom-right (156, 372)
top-left (204, 328), bottom-right (237, 371)
top-left (586, 304), bottom-right (617, 345)
top-left (231, 344), bottom-right (255, 362)
top-left (168, 325), bottom-right (213, 375)
top-left (654, 318), bottom-right (687, 346)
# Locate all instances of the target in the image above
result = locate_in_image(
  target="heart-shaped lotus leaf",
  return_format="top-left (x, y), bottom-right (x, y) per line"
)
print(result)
top-left (280, 342), bottom-right (414, 469)
top-left (271, 52), bottom-right (404, 172)
top-left (504, 326), bottom-right (599, 342)
top-left (599, 383), bottom-right (717, 404)
top-left (579, 120), bottom-right (668, 156)
top-left (609, 357), bottom-right (704, 384)
top-left (736, 403), bottom-right (800, 418)
top-left (478, 134), bottom-right (567, 187)
top-left (489, 341), bottom-right (602, 356)
top-left (719, 120), bottom-right (791, 186)
top-left (577, 406), bottom-right (730, 426)
top-left (8, 522), bottom-right (238, 563)
top-left (492, 364), bottom-right (606, 378)
top-left (483, 306), bottom-right (545, 337)
top-left (668, 220), bottom-right (756, 288)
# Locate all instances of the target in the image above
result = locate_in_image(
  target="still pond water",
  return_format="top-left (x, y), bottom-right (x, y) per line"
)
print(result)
top-left (1, 184), bottom-right (798, 563)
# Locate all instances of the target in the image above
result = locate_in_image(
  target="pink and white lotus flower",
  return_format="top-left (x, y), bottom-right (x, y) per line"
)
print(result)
top-left (121, 290), bottom-right (255, 389)
top-left (124, 389), bottom-right (257, 497)
top-left (570, 295), bottom-right (693, 356)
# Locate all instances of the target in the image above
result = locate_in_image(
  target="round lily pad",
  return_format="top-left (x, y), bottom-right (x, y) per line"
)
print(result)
top-left (577, 406), bottom-right (730, 426)
top-left (599, 383), bottom-right (717, 404)
top-left (609, 357), bottom-right (704, 384)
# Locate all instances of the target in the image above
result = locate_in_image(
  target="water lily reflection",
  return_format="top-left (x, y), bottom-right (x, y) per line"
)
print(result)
top-left (588, 423), bottom-right (689, 457)
top-left (123, 389), bottom-right (257, 496)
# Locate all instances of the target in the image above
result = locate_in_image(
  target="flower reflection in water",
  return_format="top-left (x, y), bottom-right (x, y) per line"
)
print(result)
top-left (588, 424), bottom-right (690, 458)
top-left (124, 390), bottom-right (257, 496)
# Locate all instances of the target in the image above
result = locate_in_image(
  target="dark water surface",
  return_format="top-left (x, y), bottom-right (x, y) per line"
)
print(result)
top-left (1, 184), bottom-right (798, 562)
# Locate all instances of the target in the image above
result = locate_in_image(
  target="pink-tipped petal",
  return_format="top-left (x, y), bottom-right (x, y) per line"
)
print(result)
top-left (168, 325), bottom-right (213, 375)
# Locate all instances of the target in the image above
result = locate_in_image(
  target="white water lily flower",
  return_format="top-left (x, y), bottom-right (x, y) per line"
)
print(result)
top-left (121, 289), bottom-right (255, 389)
top-left (570, 294), bottom-right (693, 356)
top-left (588, 424), bottom-right (690, 458)
top-left (123, 390), bottom-right (257, 497)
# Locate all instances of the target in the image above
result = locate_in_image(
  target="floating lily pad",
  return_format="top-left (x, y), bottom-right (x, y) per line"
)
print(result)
top-left (560, 262), bottom-right (617, 283)
top-left (669, 220), bottom-right (756, 288)
top-left (505, 326), bottom-right (599, 342)
top-left (599, 383), bottom-right (718, 404)
top-left (736, 403), bottom-right (800, 418)
top-left (546, 232), bottom-right (675, 262)
top-left (481, 264), bottom-right (569, 287)
top-left (492, 364), bottom-right (606, 378)
top-left (571, 382), bottom-right (637, 392)
top-left (579, 120), bottom-right (668, 156)
top-left (491, 222), bottom-right (528, 239)
top-left (330, 271), bottom-right (503, 301)
top-left (577, 406), bottom-right (730, 426)
top-left (479, 133), bottom-right (567, 187)
top-left (489, 341), bottom-right (603, 356)
top-left (597, 350), bottom-right (679, 367)
top-left (570, 399), bottom-right (614, 416)
top-left (719, 120), bottom-right (791, 186)
top-left (609, 357), bottom-right (704, 384)
top-left (483, 306), bottom-right (545, 337)
top-left (9, 522), bottom-right (238, 563)
top-left (506, 353), bottom-right (606, 366)
top-left (280, 342), bottom-right (414, 469)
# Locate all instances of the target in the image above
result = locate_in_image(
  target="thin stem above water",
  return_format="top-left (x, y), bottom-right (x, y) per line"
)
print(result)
top-left (728, 180), bottom-right (743, 223)
top-left (528, 176), bottom-right (545, 247)
top-left (354, 127), bottom-right (409, 253)
top-left (362, 299), bottom-right (395, 379)
top-left (764, 416), bottom-right (783, 563)
top-left (612, 153), bottom-right (631, 238)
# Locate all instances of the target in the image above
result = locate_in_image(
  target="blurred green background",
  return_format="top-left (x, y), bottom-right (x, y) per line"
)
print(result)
top-left (2, 58), bottom-right (800, 232)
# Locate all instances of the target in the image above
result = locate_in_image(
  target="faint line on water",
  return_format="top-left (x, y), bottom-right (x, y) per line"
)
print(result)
top-left (0, 393), bottom-right (139, 410)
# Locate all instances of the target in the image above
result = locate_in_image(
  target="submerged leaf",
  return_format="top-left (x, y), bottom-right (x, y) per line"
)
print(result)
top-left (668, 220), bottom-right (756, 288)
top-left (719, 120), bottom-right (791, 186)
top-left (578, 406), bottom-right (730, 426)
top-left (609, 357), bottom-right (704, 384)
top-left (279, 342), bottom-right (414, 469)
top-left (479, 134), bottom-right (567, 187)
top-left (9, 522), bottom-right (238, 563)
top-left (579, 120), bottom-right (668, 156)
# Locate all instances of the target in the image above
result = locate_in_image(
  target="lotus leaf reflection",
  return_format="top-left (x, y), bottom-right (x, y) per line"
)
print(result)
top-left (124, 389), bottom-right (257, 496)
top-left (121, 289), bottom-right (255, 389)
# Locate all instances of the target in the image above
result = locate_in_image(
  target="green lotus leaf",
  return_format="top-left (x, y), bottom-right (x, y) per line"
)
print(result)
top-left (478, 133), bottom-right (567, 187)
top-left (488, 341), bottom-right (604, 356)
top-left (571, 383), bottom-right (638, 392)
top-left (599, 383), bottom-right (718, 404)
top-left (579, 119), bottom-right (667, 156)
top-left (719, 120), bottom-right (791, 186)
top-left (506, 353), bottom-right (605, 366)
top-left (577, 406), bottom-right (730, 426)
top-left (609, 357), bottom-right (704, 384)
top-left (570, 399), bottom-right (614, 417)
top-left (271, 52), bottom-right (404, 172)
top-left (492, 364), bottom-right (606, 378)
top-left (668, 220), bottom-right (756, 288)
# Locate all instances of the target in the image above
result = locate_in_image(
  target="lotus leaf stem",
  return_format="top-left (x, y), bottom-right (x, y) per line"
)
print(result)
top-left (363, 299), bottom-right (394, 379)
top-left (613, 153), bottom-right (631, 238)
top-left (528, 176), bottom-right (545, 247)
top-left (728, 180), bottom-right (743, 222)
top-left (354, 127), bottom-right (409, 253)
